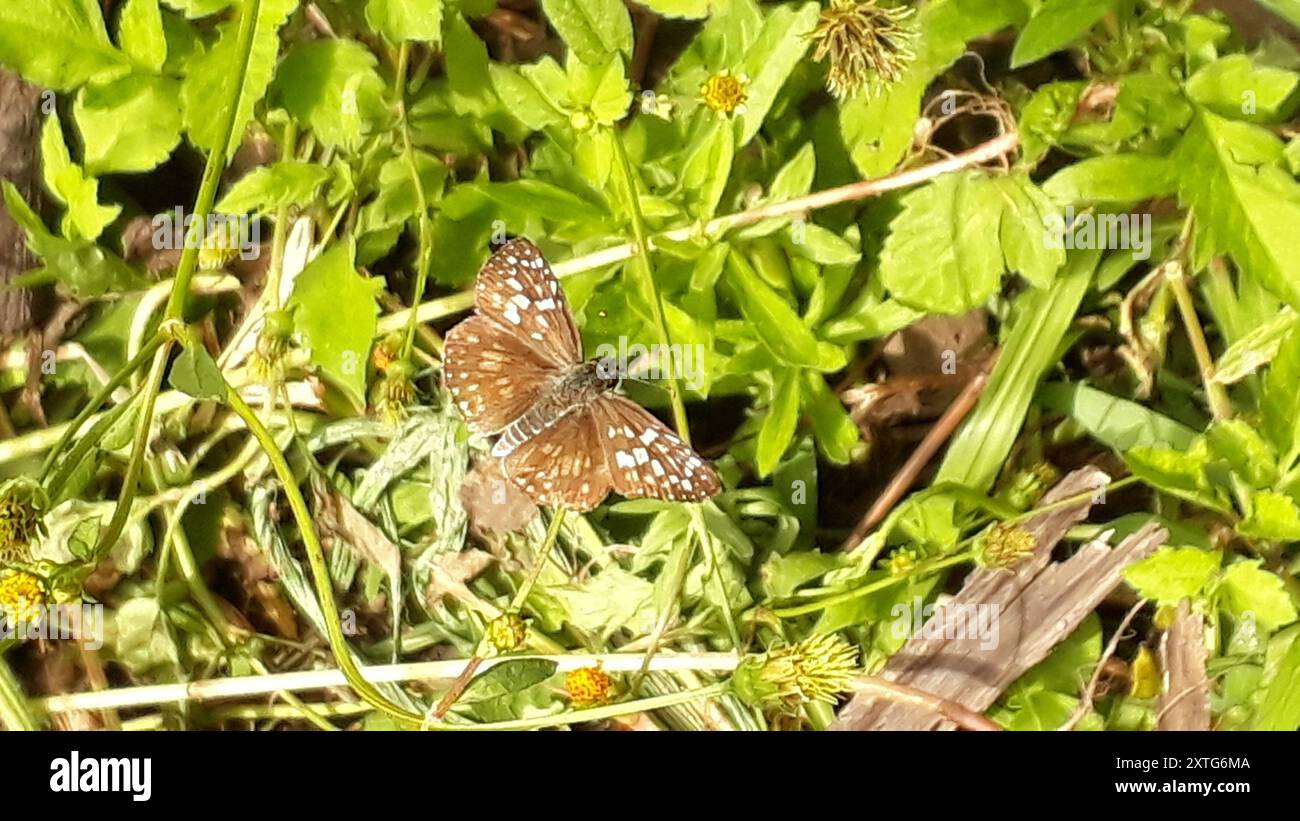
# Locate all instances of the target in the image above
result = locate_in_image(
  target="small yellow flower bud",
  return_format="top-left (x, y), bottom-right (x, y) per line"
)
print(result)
top-left (0, 570), bottom-right (46, 624)
top-left (486, 612), bottom-right (527, 653)
top-left (565, 665), bottom-right (614, 708)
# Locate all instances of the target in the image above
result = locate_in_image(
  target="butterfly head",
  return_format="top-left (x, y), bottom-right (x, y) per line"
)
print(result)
top-left (593, 356), bottom-right (622, 391)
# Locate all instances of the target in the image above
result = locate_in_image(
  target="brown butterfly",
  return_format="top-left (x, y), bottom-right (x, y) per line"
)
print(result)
top-left (442, 238), bottom-right (721, 512)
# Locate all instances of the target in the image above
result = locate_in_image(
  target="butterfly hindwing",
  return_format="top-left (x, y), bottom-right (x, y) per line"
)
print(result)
top-left (475, 238), bottom-right (583, 367)
top-left (589, 395), bottom-right (721, 503)
top-left (443, 315), bottom-right (560, 434)
top-left (502, 408), bottom-right (613, 512)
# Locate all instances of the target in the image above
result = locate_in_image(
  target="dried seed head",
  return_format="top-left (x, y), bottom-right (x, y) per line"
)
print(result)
top-left (0, 478), bottom-right (47, 566)
top-left (810, 0), bottom-right (918, 100)
top-left (977, 522), bottom-right (1037, 570)
top-left (732, 633), bottom-right (859, 710)
top-left (486, 612), bottom-right (527, 653)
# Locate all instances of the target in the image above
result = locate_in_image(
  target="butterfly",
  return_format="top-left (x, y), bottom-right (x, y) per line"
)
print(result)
top-left (442, 238), bottom-right (721, 512)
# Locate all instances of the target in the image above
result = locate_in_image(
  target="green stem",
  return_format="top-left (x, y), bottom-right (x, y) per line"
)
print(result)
top-left (0, 651), bottom-right (39, 730)
top-left (224, 387), bottom-right (423, 727)
top-left (509, 509), bottom-right (568, 612)
top-left (610, 127), bottom-right (691, 443)
top-left (396, 42), bottom-right (434, 361)
top-left (773, 551), bottom-right (976, 619)
top-left (441, 682), bottom-right (731, 731)
top-left (38, 331), bottom-right (164, 483)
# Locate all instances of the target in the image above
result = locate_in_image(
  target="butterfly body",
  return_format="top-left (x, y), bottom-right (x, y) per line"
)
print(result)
top-left (443, 238), bottom-right (721, 512)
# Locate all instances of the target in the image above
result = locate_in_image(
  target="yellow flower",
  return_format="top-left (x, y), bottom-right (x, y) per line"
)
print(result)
top-left (198, 219), bottom-right (243, 270)
top-left (977, 522), bottom-right (1037, 570)
top-left (485, 612), bottom-right (527, 653)
top-left (700, 70), bottom-right (749, 116)
top-left (810, 0), bottom-right (918, 100)
top-left (0, 570), bottom-right (46, 624)
top-left (565, 665), bottom-right (614, 707)
top-left (884, 547), bottom-right (919, 577)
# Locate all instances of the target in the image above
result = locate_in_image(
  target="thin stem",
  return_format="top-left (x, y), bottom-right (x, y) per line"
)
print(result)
top-left (444, 682), bottom-right (731, 731)
top-left (773, 551), bottom-right (976, 619)
top-left (611, 127), bottom-right (690, 441)
top-left (223, 386), bottom-right (423, 727)
top-left (396, 41), bottom-right (434, 361)
top-left (375, 132), bottom-right (1021, 334)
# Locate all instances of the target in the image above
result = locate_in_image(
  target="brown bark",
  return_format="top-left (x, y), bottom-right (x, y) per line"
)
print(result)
top-left (0, 68), bottom-right (50, 337)
top-left (1159, 599), bottom-right (1212, 731)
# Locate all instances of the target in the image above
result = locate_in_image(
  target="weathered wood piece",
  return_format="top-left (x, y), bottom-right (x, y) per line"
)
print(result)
top-left (832, 468), bottom-right (1167, 730)
top-left (1159, 599), bottom-right (1211, 731)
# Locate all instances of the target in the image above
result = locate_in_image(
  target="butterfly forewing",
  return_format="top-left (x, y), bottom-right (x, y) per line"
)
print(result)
top-left (502, 408), bottom-right (613, 512)
top-left (475, 238), bottom-right (582, 366)
top-left (590, 395), bottom-right (721, 503)
top-left (443, 316), bottom-right (558, 434)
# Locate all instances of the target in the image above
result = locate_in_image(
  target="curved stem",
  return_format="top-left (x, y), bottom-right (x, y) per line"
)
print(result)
top-left (772, 551), bottom-right (976, 619)
top-left (224, 387), bottom-right (423, 727)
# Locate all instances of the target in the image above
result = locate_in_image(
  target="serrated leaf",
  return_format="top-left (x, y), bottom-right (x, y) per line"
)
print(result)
top-left (0, 0), bottom-right (131, 89)
top-left (1263, 327), bottom-right (1300, 468)
top-left (1254, 625), bottom-right (1300, 730)
top-left (735, 2), bottom-right (819, 144)
top-left (40, 113), bottom-right (121, 241)
top-left (880, 171), bottom-right (1006, 314)
top-left (119, 0), bottom-right (167, 71)
top-left (216, 161), bottom-right (331, 214)
top-left (366, 0), bottom-right (443, 44)
top-left (995, 173), bottom-right (1065, 288)
top-left (1206, 419), bottom-right (1277, 489)
top-left (180, 0), bottom-right (298, 160)
top-left (270, 37), bottom-right (388, 151)
top-left (1123, 547), bottom-right (1221, 605)
top-left (488, 60), bottom-right (568, 131)
top-left (74, 74), bottom-right (182, 175)
top-left (1187, 54), bottom-right (1300, 124)
top-left (1175, 108), bottom-right (1300, 310)
top-left (1220, 561), bottom-right (1298, 631)
top-left (1011, 0), bottom-right (1115, 68)
top-left (540, 0), bottom-right (632, 66)
top-left (287, 239), bottom-right (381, 406)
top-left (168, 343), bottom-right (226, 401)
top-left (1213, 307), bottom-right (1297, 385)
top-left (1240, 491), bottom-right (1300, 541)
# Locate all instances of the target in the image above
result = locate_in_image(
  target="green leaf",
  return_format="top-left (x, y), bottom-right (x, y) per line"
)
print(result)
top-left (1240, 491), bottom-right (1300, 541)
top-left (1124, 442), bottom-right (1233, 515)
top-left (880, 171), bottom-right (1006, 314)
top-left (119, 0), bottom-right (167, 71)
top-left (756, 368), bottom-right (800, 478)
top-left (216, 161), bottom-right (331, 214)
top-left (634, 0), bottom-right (709, 19)
top-left (680, 117), bottom-right (734, 221)
top-left (1123, 547), bottom-right (1221, 605)
top-left (995, 173), bottom-right (1065, 288)
top-left (168, 343), bottom-right (226, 401)
top-left (0, 0), bottom-right (131, 89)
top-left (938, 251), bottom-right (1099, 492)
top-left (1037, 382), bottom-right (1198, 451)
top-left (270, 37), bottom-right (388, 151)
top-left (366, 0), bottom-right (443, 44)
top-left (1187, 55), bottom-right (1300, 125)
top-left (1254, 625), bottom-right (1300, 730)
top-left (1042, 154), bottom-right (1176, 204)
top-left (539, 0), bottom-right (632, 66)
top-left (1213, 308), bottom-right (1297, 385)
top-left (802, 372), bottom-right (860, 465)
top-left (1220, 561), bottom-right (1298, 631)
top-left (1, 182), bottom-right (141, 298)
top-left (39, 114), bottom-right (120, 241)
top-left (162, 0), bottom-right (234, 16)
top-left (287, 239), bottom-right (381, 406)
top-left (74, 74), bottom-right (182, 175)
top-left (181, 0), bottom-right (298, 160)
top-left (736, 2), bottom-right (819, 144)
top-left (1263, 327), bottom-right (1300, 466)
top-left (1175, 108), bottom-right (1300, 310)
top-left (1010, 0), bottom-right (1115, 68)
top-left (1206, 419), bottom-right (1278, 489)
top-left (724, 250), bottom-right (823, 369)
top-left (458, 658), bottom-right (558, 721)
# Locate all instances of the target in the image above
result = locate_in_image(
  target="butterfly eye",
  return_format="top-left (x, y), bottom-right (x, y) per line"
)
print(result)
top-left (596, 358), bottom-right (619, 381)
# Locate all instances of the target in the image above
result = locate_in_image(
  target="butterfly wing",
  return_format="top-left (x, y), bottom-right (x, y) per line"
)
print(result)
top-left (475, 238), bottom-right (583, 367)
top-left (589, 395), bottom-right (721, 503)
top-left (443, 315), bottom-right (560, 434)
top-left (502, 408), bottom-right (614, 512)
